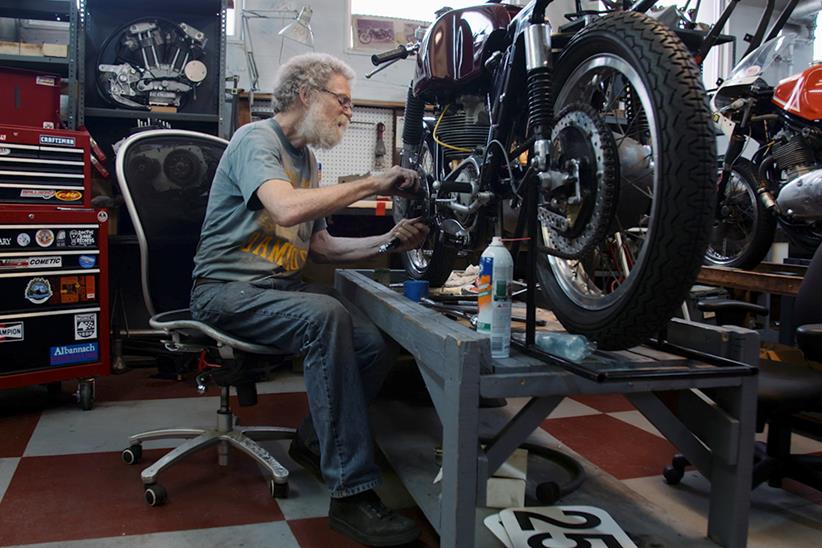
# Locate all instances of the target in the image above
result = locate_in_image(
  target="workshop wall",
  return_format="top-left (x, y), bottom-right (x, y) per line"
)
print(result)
top-left (226, 0), bottom-right (577, 104)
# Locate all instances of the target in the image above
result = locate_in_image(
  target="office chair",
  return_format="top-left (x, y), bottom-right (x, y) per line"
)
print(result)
top-left (116, 129), bottom-right (294, 505)
top-left (664, 245), bottom-right (822, 492)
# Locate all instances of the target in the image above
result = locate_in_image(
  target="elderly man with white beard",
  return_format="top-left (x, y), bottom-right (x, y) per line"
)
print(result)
top-left (189, 53), bottom-right (428, 545)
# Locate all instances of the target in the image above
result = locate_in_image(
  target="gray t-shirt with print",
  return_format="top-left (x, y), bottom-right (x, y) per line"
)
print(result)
top-left (192, 118), bottom-right (327, 282)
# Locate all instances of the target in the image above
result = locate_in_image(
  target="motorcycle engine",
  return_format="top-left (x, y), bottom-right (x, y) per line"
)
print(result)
top-left (772, 127), bottom-right (822, 220)
top-left (772, 129), bottom-right (820, 179)
top-left (97, 20), bottom-right (208, 110)
top-left (435, 96), bottom-right (490, 163)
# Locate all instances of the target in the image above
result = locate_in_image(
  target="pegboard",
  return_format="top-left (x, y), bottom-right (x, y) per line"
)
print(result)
top-left (313, 106), bottom-right (395, 187)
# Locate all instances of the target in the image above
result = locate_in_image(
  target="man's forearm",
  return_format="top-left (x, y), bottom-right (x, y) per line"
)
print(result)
top-left (312, 234), bottom-right (390, 263)
top-left (259, 175), bottom-right (384, 227)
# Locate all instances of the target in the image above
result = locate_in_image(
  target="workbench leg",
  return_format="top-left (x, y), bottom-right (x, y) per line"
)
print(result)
top-left (439, 377), bottom-right (480, 548)
top-left (707, 376), bottom-right (757, 548)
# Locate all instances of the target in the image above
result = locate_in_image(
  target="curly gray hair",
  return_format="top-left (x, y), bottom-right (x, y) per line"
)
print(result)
top-left (271, 53), bottom-right (355, 114)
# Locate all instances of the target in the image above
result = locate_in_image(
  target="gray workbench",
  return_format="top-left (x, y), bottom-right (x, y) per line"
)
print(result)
top-left (335, 269), bottom-right (758, 548)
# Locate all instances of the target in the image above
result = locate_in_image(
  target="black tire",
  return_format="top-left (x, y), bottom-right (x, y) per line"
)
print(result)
top-left (144, 484), bottom-right (167, 506)
top-left (705, 159), bottom-right (775, 268)
top-left (537, 11), bottom-right (716, 349)
top-left (269, 479), bottom-right (289, 499)
top-left (396, 133), bottom-right (458, 286)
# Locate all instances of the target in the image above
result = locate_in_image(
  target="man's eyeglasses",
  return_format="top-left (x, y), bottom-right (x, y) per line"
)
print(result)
top-left (317, 88), bottom-right (353, 111)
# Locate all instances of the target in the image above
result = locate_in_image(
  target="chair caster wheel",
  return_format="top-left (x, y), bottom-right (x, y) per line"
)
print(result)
top-left (145, 484), bottom-right (167, 506)
top-left (671, 454), bottom-right (689, 469)
top-left (536, 481), bottom-right (561, 504)
top-left (269, 479), bottom-right (289, 499)
top-left (663, 464), bottom-right (684, 485)
top-left (122, 444), bottom-right (143, 465)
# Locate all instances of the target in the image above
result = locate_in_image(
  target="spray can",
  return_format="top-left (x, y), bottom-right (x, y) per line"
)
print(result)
top-left (476, 236), bottom-right (514, 358)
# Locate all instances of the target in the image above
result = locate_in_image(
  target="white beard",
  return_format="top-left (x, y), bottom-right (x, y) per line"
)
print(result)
top-left (297, 100), bottom-right (349, 150)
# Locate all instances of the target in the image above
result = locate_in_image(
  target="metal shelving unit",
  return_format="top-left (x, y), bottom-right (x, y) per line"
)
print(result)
top-left (0, 0), bottom-right (79, 128)
top-left (84, 107), bottom-right (220, 123)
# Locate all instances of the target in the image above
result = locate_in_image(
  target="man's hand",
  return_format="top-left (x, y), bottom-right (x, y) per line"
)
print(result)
top-left (386, 217), bottom-right (429, 253)
top-left (375, 166), bottom-right (421, 197)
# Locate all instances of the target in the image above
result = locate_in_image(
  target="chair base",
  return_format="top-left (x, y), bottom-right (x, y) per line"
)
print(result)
top-left (124, 386), bottom-right (296, 500)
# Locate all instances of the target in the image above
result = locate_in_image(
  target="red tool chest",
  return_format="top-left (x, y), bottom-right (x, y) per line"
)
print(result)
top-left (0, 67), bottom-right (62, 129)
top-left (0, 206), bottom-right (110, 400)
top-left (0, 124), bottom-right (91, 207)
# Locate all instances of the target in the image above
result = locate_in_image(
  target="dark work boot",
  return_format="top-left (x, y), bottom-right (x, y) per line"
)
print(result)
top-left (288, 432), bottom-right (323, 482)
top-left (329, 490), bottom-right (421, 546)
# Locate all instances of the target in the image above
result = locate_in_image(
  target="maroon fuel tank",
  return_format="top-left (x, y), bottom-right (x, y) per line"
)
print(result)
top-left (413, 3), bottom-right (521, 98)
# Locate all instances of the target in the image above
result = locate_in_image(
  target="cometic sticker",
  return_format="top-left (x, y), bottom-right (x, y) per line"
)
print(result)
top-left (0, 256), bottom-right (61, 270)
top-left (49, 342), bottom-right (98, 365)
top-left (25, 277), bottom-right (52, 304)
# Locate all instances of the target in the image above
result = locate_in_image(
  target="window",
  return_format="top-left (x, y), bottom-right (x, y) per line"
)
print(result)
top-left (350, 0), bottom-right (480, 23)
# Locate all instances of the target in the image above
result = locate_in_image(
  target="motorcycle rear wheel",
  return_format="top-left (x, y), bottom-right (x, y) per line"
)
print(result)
top-left (537, 11), bottom-right (716, 350)
top-left (395, 133), bottom-right (458, 286)
top-left (705, 158), bottom-right (775, 268)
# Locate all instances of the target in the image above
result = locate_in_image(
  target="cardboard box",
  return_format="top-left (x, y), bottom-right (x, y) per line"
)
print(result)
top-left (486, 477), bottom-right (526, 509)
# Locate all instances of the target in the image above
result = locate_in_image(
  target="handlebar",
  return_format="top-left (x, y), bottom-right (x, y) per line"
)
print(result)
top-left (371, 45), bottom-right (413, 66)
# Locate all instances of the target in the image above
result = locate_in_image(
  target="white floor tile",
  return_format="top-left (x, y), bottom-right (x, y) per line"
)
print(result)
top-left (608, 410), bottom-right (664, 438)
top-left (256, 370), bottom-right (306, 395)
top-left (25, 396), bottom-right (224, 457)
top-left (0, 457), bottom-right (19, 504)
top-left (546, 397), bottom-right (600, 419)
top-left (8, 521), bottom-right (299, 548)
top-left (623, 472), bottom-right (822, 547)
top-left (755, 427), bottom-right (822, 455)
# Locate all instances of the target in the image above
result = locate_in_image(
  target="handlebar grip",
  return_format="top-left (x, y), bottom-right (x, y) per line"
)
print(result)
top-left (371, 46), bottom-right (409, 66)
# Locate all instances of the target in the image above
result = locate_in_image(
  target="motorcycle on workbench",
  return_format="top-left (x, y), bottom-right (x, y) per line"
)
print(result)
top-left (707, 29), bottom-right (822, 268)
top-left (370, 0), bottom-right (717, 350)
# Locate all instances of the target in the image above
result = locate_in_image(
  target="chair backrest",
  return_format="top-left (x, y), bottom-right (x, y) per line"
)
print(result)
top-left (116, 129), bottom-right (228, 317)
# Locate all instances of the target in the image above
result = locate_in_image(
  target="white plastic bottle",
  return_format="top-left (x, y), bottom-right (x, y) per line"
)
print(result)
top-left (476, 236), bottom-right (514, 358)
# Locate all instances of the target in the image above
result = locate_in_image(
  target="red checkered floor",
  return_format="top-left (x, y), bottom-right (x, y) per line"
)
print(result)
top-left (1, 368), bottom-right (821, 547)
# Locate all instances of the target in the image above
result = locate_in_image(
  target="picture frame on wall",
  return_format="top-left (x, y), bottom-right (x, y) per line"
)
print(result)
top-left (351, 14), bottom-right (426, 51)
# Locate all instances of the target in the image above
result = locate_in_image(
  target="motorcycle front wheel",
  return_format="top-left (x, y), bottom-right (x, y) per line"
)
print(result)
top-left (705, 158), bottom-right (775, 268)
top-left (537, 11), bottom-right (716, 350)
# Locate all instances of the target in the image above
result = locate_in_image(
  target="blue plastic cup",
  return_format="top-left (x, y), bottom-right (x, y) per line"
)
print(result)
top-left (403, 280), bottom-right (429, 302)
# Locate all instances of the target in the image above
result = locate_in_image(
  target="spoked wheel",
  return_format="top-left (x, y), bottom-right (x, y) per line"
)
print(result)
top-left (395, 134), bottom-right (458, 286)
top-left (705, 159), bottom-right (775, 268)
top-left (537, 11), bottom-right (716, 350)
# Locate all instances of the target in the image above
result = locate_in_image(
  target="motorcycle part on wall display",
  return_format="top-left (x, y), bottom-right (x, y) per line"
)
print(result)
top-left (96, 18), bottom-right (208, 110)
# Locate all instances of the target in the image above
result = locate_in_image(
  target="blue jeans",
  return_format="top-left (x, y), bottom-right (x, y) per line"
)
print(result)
top-left (190, 277), bottom-right (390, 497)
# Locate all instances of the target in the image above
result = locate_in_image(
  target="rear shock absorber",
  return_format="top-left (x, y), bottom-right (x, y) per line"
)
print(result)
top-left (523, 23), bottom-right (553, 171)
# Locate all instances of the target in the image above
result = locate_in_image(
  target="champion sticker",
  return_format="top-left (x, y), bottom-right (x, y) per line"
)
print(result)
top-left (20, 189), bottom-right (56, 200)
top-left (35, 229), bottom-right (54, 247)
top-left (17, 233), bottom-right (31, 246)
top-left (74, 313), bottom-right (97, 340)
top-left (49, 342), bottom-right (98, 365)
top-left (25, 277), bottom-right (52, 304)
top-left (0, 322), bottom-right (24, 343)
top-left (78, 255), bottom-right (96, 268)
top-left (0, 256), bottom-right (61, 270)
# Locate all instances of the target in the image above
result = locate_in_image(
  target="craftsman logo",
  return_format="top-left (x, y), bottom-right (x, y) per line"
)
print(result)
top-left (0, 322), bottom-right (24, 343)
top-left (49, 342), bottom-right (98, 365)
top-left (20, 189), bottom-right (55, 200)
top-left (55, 190), bottom-right (82, 202)
top-left (69, 229), bottom-right (95, 247)
top-left (25, 277), bottom-right (52, 304)
top-left (0, 256), bottom-right (61, 270)
top-left (40, 135), bottom-right (75, 147)
top-left (74, 313), bottom-right (97, 340)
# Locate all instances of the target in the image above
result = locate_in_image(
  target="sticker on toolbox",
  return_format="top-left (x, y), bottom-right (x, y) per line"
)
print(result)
top-left (25, 277), bottom-right (52, 304)
top-left (35, 76), bottom-right (57, 87)
top-left (20, 189), bottom-right (56, 200)
top-left (68, 229), bottom-right (95, 247)
top-left (55, 230), bottom-right (66, 247)
top-left (39, 135), bottom-right (75, 147)
top-left (0, 256), bottom-right (62, 270)
top-left (49, 342), bottom-right (98, 366)
top-left (35, 229), bottom-right (54, 247)
top-left (55, 190), bottom-right (82, 202)
top-left (59, 275), bottom-right (96, 303)
top-left (78, 255), bottom-right (96, 268)
top-left (17, 233), bottom-right (30, 246)
top-left (74, 313), bottom-right (97, 340)
top-left (0, 322), bottom-right (24, 343)
top-left (0, 237), bottom-right (11, 246)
